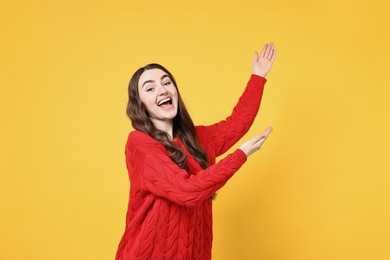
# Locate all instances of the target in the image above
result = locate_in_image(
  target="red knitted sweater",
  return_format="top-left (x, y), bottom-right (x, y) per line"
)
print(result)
top-left (116, 74), bottom-right (267, 260)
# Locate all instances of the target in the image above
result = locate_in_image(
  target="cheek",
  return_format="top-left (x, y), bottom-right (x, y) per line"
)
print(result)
top-left (138, 94), bottom-right (154, 111)
top-left (170, 88), bottom-right (178, 100)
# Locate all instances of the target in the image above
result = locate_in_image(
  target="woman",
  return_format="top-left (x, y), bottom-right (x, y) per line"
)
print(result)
top-left (116, 42), bottom-right (277, 260)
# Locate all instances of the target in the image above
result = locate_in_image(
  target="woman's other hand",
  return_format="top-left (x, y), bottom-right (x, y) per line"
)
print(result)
top-left (252, 42), bottom-right (277, 78)
top-left (239, 127), bottom-right (273, 157)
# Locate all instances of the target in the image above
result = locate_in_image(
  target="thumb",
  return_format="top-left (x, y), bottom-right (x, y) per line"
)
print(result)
top-left (253, 51), bottom-right (259, 62)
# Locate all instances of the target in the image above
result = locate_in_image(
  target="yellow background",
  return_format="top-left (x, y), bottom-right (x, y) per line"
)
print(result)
top-left (1, 0), bottom-right (389, 259)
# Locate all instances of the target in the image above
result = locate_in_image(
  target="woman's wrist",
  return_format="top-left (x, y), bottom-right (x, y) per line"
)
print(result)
top-left (252, 72), bottom-right (266, 78)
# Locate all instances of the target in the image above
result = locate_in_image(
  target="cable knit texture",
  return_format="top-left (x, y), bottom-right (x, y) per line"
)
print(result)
top-left (116, 74), bottom-right (267, 260)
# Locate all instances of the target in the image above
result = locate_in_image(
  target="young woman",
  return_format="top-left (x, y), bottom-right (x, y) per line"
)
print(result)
top-left (116, 42), bottom-right (277, 260)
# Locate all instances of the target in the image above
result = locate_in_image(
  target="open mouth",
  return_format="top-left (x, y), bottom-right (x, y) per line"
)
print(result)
top-left (157, 98), bottom-right (172, 107)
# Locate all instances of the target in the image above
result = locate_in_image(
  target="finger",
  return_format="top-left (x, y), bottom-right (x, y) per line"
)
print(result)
top-left (264, 127), bottom-right (273, 135)
top-left (268, 49), bottom-right (275, 60)
top-left (271, 49), bottom-right (277, 63)
top-left (252, 133), bottom-right (267, 145)
top-left (260, 44), bottom-right (267, 58)
top-left (263, 43), bottom-right (271, 58)
top-left (265, 42), bottom-right (274, 58)
top-left (267, 43), bottom-right (274, 59)
top-left (255, 128), bottom-right (273, 143)
top-left (249, 127), bottom-right (273, 144)
top-left (246, 135), bottom-right (261, 146)
top-left (255, 128), bottom-right (273, 140)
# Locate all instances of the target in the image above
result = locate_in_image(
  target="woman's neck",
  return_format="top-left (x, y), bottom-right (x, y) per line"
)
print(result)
top-left (152, 119), bottom-right (173, 140)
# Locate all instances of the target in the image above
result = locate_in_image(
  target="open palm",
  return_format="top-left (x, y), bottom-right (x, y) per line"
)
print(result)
top-left (239, 127), bottom-right (273, 157)
top-left (253, 42), bottom-right (277, 77)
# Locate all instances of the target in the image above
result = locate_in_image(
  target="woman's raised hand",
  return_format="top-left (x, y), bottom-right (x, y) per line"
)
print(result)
top-left (252, 42), bottom-right (277, 78)
top-left (239, 127), bottom-right (273, 157)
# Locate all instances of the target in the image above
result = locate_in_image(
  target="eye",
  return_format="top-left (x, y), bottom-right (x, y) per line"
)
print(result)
top-left (163, 81), bottom-right (171, 86)
top-left (146, 87), bottom-right (154, 92)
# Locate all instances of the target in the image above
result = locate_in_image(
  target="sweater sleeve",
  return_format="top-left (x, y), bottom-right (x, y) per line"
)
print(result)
top-left (126, 131), bottom-right (247, 207)
top-left (196, 74), bottom-right (267, 157)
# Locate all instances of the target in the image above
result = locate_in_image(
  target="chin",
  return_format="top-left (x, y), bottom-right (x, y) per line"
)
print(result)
top-left (163, 110), bottom-right (178, 119)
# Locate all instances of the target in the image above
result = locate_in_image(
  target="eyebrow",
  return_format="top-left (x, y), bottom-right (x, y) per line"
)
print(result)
top-left (142, 74), bottom-right (170, 88)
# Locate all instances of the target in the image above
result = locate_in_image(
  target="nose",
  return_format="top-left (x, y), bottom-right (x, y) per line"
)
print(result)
top-left (159, 85), bottom-right (168, 95)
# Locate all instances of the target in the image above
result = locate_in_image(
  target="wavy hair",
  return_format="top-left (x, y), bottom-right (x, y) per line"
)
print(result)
top-left (126, 63), bottom-right (209, 170)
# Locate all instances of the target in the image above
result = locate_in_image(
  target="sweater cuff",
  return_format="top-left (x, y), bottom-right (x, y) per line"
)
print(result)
top-left (250, 74), bottom-right (267, 85)
top-left (234, 149), bottom-right (248, 164)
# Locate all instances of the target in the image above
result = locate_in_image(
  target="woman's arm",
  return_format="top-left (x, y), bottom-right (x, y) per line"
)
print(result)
top-left (127, 131), bottom-right (247, 207)
top-left (196, 42), bottom-right (277, 158)
top-left (196, 74), bottom-right (266, 157)
top-left (127, 129), bottom-right (272, 208)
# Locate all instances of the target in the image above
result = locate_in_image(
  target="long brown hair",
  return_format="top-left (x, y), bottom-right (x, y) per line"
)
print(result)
top-left (127, 63), bottom-right (209, 170)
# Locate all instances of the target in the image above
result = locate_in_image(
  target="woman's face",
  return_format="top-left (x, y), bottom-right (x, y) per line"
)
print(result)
top-left (138, 68), bottom-right (178, 127)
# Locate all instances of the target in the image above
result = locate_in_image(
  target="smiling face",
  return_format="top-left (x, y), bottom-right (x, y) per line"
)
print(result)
top-left (138, 68), bottom-right (178, 131)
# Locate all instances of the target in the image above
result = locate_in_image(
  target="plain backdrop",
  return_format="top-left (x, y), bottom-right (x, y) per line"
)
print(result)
top-left (1, 0), bottom-right (389, 259)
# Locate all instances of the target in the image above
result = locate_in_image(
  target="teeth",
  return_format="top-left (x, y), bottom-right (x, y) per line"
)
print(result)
top-left (158, 98), bottom-right (171, 106)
